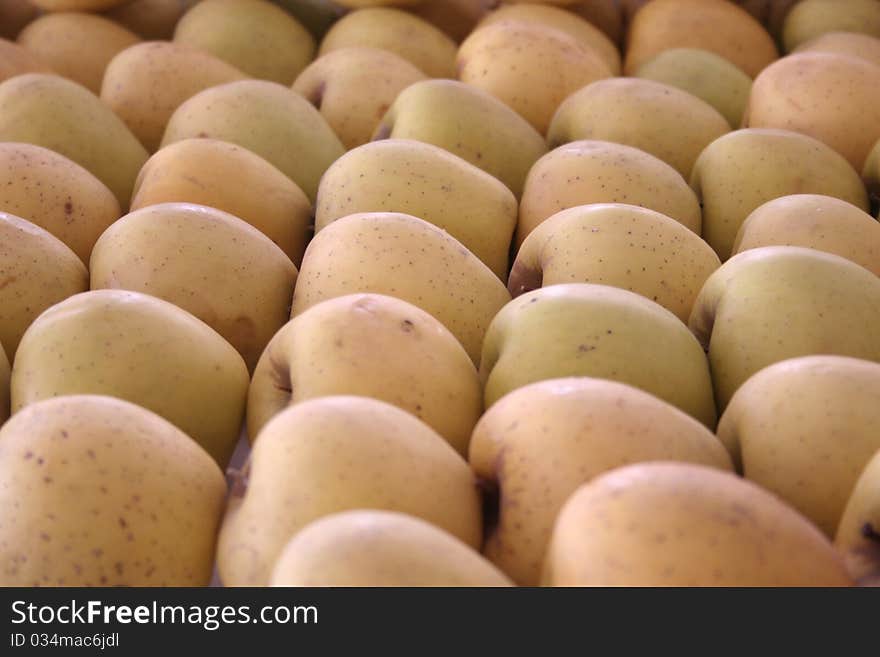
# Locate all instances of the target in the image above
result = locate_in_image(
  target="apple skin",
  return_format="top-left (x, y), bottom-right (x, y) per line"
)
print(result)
top-left (480, 283), bottom-right (717, 428)
top-left (782, 0), bottom-right (880, 53)
top-left (731, 194), bottom-right (880, 275)
top-left (319, 7), bottom-right (457, 78)
top-left (0, 143), bottom-right (120, 266)
top-left (247, 293), bottom-right (481, 456)
top-left (689, 246), bottom-right (880, 412)
top-left (690, 128), bottom-right (869, 260)
top-left (634, 48), bottom-right (752, 129)
top-left (547, 78), bottom-right (730, 179)
top-left (172, 0), bottom-right (316, 85)
top-left (517, 140), bottom-right (702, 249)
top-left (745, 52), bottom-right (880, 172)
top-left (0, 211), bottom-right (89, 363)
top-left (130, 138), bottom-right (312, 267)
top-left (457, 21), bottom-right (613, 135)
top-left (476, 3), bottom-right (621, 74)
top-left (0, 73), bottom-right (149, 206)
top-left (269, 510), bottom-right (512, 587)
top-left (89, 202), bottom-right (298, 372)
top-left (292, 47), bottom-right (426, 150)
top-left (291, 211), bottom-right (511, 365)
top-left (217, 396), bottom-right (482, 586)
top-left (718, 356), bottom-right (880, 537)
top-left (372, 79), bottom-right (548, 198)
top-left (836, 449), bottom-right (880, 586)
top-left (17, 12), bottom-right (141, 95)
top-left (316, 138), bottom-right (517, 280)
top-left (509, 203), bottom-right (720, 323)
top-left (542, 462), bottom-right (853, 586)
top-left (0, 33), bottom-right (53, 83)
top-left (794, 31), bottom-right (880, 68)
top-left (471, 377), bottom-right (731, 585)
top-left (101, 41), bottom-right (247, 153)
top-left (11, 289), bottom-right (250, 468)
top-left (161, 79), bottom-right (345, 203)
top-left (623, 0), bottom-right (778, 78)
top-left (0, 395), bottom-right (227, 587)
top-left (0, 344), bottom-right (8, 423)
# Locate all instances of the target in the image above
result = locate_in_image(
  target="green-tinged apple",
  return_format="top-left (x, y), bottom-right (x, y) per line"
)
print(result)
top-left (690, 128), bottom-right (869, 260)
top-left (12, 290), bottom-right (249, 467)
top-left (782, 0), bottom-right (880, 52)
top-left (0, 73), bottom-right (149, 206)
top-left (161, 79), bottom-right (345, 203)
top-left (689, 246), bottom-right (880, 411)
top-left (480, 283), bottom-right (717, 427)
top-left (372, 79), bottom-right (547, 198)
top-left (173, 0), bottom-right (315, 85)
top-left (634, 48), bottom-right (752, 129)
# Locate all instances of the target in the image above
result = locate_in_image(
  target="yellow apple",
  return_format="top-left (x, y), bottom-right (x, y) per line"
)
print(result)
top-left (543, 462), bottom-right (852, 586)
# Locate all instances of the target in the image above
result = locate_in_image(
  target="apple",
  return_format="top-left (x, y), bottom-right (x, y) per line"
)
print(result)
top-left (269, 511), bottom-right (512, 587)
top-left (509, 203), bottom-right (720, 323)
top-left (471, 377), bottom-right (731, 585)
top-left (12, 289), bottom-right (249, 467)
top-left (542, 462), bottom-right (852, 586)
top-left (457, 21), bottom-right (613, 134)
top-left (90, 202), bottom-right (298, 372)
top-left (690, 128), bottom-right (869, 260)
top-left (292, 47), bottom-right (426, 150)
top-left (372, 79), bottom-right (548, 198)
top-left (291, 211), bottom-right (511, 364)
top-left (315, 139), bottom-right (516, 279)
top-left (217, 396), bottom-right (482, 586)
top-left (517, 140), bottom-right (701, 248)
top-left (0, 211), bottom-right (88, 363)
top-left (547, 77), bottom-right (730, 178)
top-left (248, 293), bottom-right (481, 456)
top-left (480, 283), bottom-right (717, 427)
top-left (0, 395), bottom-right (227, 586)
top-left (732, 194), bottom-right (880, 275)
top-left (689, 246), bottom-right (880, 411)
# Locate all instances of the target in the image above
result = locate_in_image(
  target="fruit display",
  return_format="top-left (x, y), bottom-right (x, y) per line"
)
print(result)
top-left (0, 0), bottom-right (878, 590)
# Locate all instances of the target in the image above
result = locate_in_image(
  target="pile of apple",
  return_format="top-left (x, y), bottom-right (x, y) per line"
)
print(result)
top-left (0, 0), bottom-right (879, 588)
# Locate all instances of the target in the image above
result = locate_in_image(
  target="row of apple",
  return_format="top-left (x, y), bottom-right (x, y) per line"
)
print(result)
top-left (2, 274), bottom-right (878, 586)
